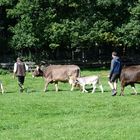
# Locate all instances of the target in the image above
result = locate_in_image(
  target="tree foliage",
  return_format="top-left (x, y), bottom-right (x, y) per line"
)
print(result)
top-left (116, 0), bottom-right (140, 47)
top-left (0, 0), bottom-right (140, 52)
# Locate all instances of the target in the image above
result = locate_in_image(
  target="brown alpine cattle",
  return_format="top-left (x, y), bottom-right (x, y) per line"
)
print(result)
top-left (32, 65), bottom-right (80, 92)
top-left (120, 65), bottom-right (140, 95)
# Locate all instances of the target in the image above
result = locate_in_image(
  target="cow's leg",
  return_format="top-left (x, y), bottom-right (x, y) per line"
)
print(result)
top-left (69, 77), bottom-right (75, 91)
top-left (82, 85), bottom-right (85, 93)
top-left (54, 82), bottom-right (58, 92)
top-left (120, 80), bottom-right (125, 96)
top-left (92, 83), bottom-right (96, 93)
top-left (0, 83), bottom-right (4, 94)
top-left (82, 85), bottom-right (88, 93)
top-left (44, 82), bottom-right (49, 92)
top-left (71, 83), bottom-right (74, 91)
top-left (120, 85), bottom-right (125, 96)
top-left (84, 85), bottom-right (88, 92)
top-left (84, 89), bottom-right (88, 93)
top-left (131, 84), bottom-right (137, 95)
top-left (99, 84), bottom-right (104, 93)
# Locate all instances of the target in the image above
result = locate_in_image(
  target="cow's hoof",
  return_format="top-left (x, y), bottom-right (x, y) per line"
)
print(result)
top-left (131, 93), bottom-right (137, 95)
top-left (20, 88), bottom-right (24, 93)
top-left (112, 93), bottom-right (116, 96)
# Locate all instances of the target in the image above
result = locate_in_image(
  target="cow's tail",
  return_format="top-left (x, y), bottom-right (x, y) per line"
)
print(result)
top-left (97, 76), bottom-right (101, 84)
top-left (119, 69), bottom-right (123, 82)
top-left (119, 74), bottom-right (121, 82)
top-left (77, 68), bottom-right (81, 77)
top-left (68, 67), bottom-right (80, 81)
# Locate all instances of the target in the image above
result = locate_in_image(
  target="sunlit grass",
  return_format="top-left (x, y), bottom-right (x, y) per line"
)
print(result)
top-left (0, 68), bottom-right (140, 140)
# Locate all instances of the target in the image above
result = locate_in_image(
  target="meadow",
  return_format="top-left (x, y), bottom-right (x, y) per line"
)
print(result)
top-left (0, 68), bottom-right (140, 140)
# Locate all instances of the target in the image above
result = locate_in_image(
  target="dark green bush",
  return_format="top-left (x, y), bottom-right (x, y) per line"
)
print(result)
top-left (0, 69), bottom-right (10, 75)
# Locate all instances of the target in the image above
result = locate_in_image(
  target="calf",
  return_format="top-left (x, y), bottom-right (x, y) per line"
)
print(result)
top-left (120, 65), bottom-right (140, 95)
top-left (0, 81), bottom-right (4, 94)
top-left (75, 75), bottom-right (104, 93)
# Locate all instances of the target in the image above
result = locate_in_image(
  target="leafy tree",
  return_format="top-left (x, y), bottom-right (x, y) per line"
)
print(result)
top-left (0, 0), bottom-right (140, 60)
top-left (116, 0), bottom-right (140, 47)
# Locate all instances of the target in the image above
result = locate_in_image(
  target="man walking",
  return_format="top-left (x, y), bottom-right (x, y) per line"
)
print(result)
top-left (13, 57), bottom-right (28, 93)
top-left (108, 51), bottom-right (122, 96)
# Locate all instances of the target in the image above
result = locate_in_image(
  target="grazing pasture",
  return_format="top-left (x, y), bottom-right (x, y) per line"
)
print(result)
top-left (0, 68), bottom-right (140, 140)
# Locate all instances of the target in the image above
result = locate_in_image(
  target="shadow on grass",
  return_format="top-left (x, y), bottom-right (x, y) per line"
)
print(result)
top-left (130, 92), bottom-right (140, 96)
top-left (81, 67), bottom-right (109, 72)
top-left (3, 91), bottom-right (13, 94)
top-left (84, 87), bottom-right (110, 93)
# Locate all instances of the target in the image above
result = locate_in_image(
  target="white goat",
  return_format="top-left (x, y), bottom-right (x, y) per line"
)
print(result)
top-left (75, 75), bottom-right (104, 93)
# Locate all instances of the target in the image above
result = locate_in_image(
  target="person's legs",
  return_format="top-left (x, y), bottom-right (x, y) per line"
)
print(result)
top-left (17, 76), bottom-right (25, 92)
top-left (108, 81), bottom-right (116, 95)
top-left (108, 81), bottom-right (114, 90)
top-left (108, 74), bottom-right (119, 96)
top-left (113, 81), bottom-right (117, 91)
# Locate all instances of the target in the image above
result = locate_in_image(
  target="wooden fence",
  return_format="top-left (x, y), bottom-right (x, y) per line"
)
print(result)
top-left (0, 58), bottom-right (140, 72)
top-left (0, 62), bottom-right (36, 72)
top-left (0, 60), bottom-right (110, 72)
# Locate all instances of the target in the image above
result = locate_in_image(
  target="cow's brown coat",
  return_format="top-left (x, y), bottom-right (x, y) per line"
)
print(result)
top-left (33, 65), bottom-right (80, 92)
top-left (120, 65), bottom-right (140, 95)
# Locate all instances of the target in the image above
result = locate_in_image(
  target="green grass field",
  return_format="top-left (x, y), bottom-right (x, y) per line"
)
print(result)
top-left (0, 68), bottom-right (140, 140)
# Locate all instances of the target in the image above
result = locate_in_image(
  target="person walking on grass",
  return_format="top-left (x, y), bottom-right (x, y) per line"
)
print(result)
top-left (108, 51), bottom-right (122, 96)
top-left (13, 57), bottom-right (28, 93)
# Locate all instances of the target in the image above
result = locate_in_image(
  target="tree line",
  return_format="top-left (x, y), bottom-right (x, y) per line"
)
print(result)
top-left (0, 0), bottom-right (140, 61)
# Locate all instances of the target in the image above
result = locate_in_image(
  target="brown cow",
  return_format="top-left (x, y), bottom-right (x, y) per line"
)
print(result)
top-left (120, 65), bottom-right (140, 96)
top-left (33, 65), bottom-right (80, 92)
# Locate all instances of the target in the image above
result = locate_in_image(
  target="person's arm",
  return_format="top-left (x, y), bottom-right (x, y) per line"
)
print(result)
top-left (25, 63), bottom-right (28, 71)
top-left (13, 63), bottom-right (17, 78)
top-left (109, 59), bottom-right (115, 77)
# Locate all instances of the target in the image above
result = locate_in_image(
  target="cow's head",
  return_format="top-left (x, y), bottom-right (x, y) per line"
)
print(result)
top-left (74, 78), bottom-right (81, 86)
top-left (32, 65), bottom-right (43, 77)
top-left (75, 79), bottom-right (83, 90)
top-left (69, 76), bottom-right (81, 89)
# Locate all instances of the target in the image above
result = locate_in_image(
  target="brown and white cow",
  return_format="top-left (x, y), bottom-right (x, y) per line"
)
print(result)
top-left (120, 65), bottom-right (140, 96)
top-left (32, 65), bottom-right (80, 92)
